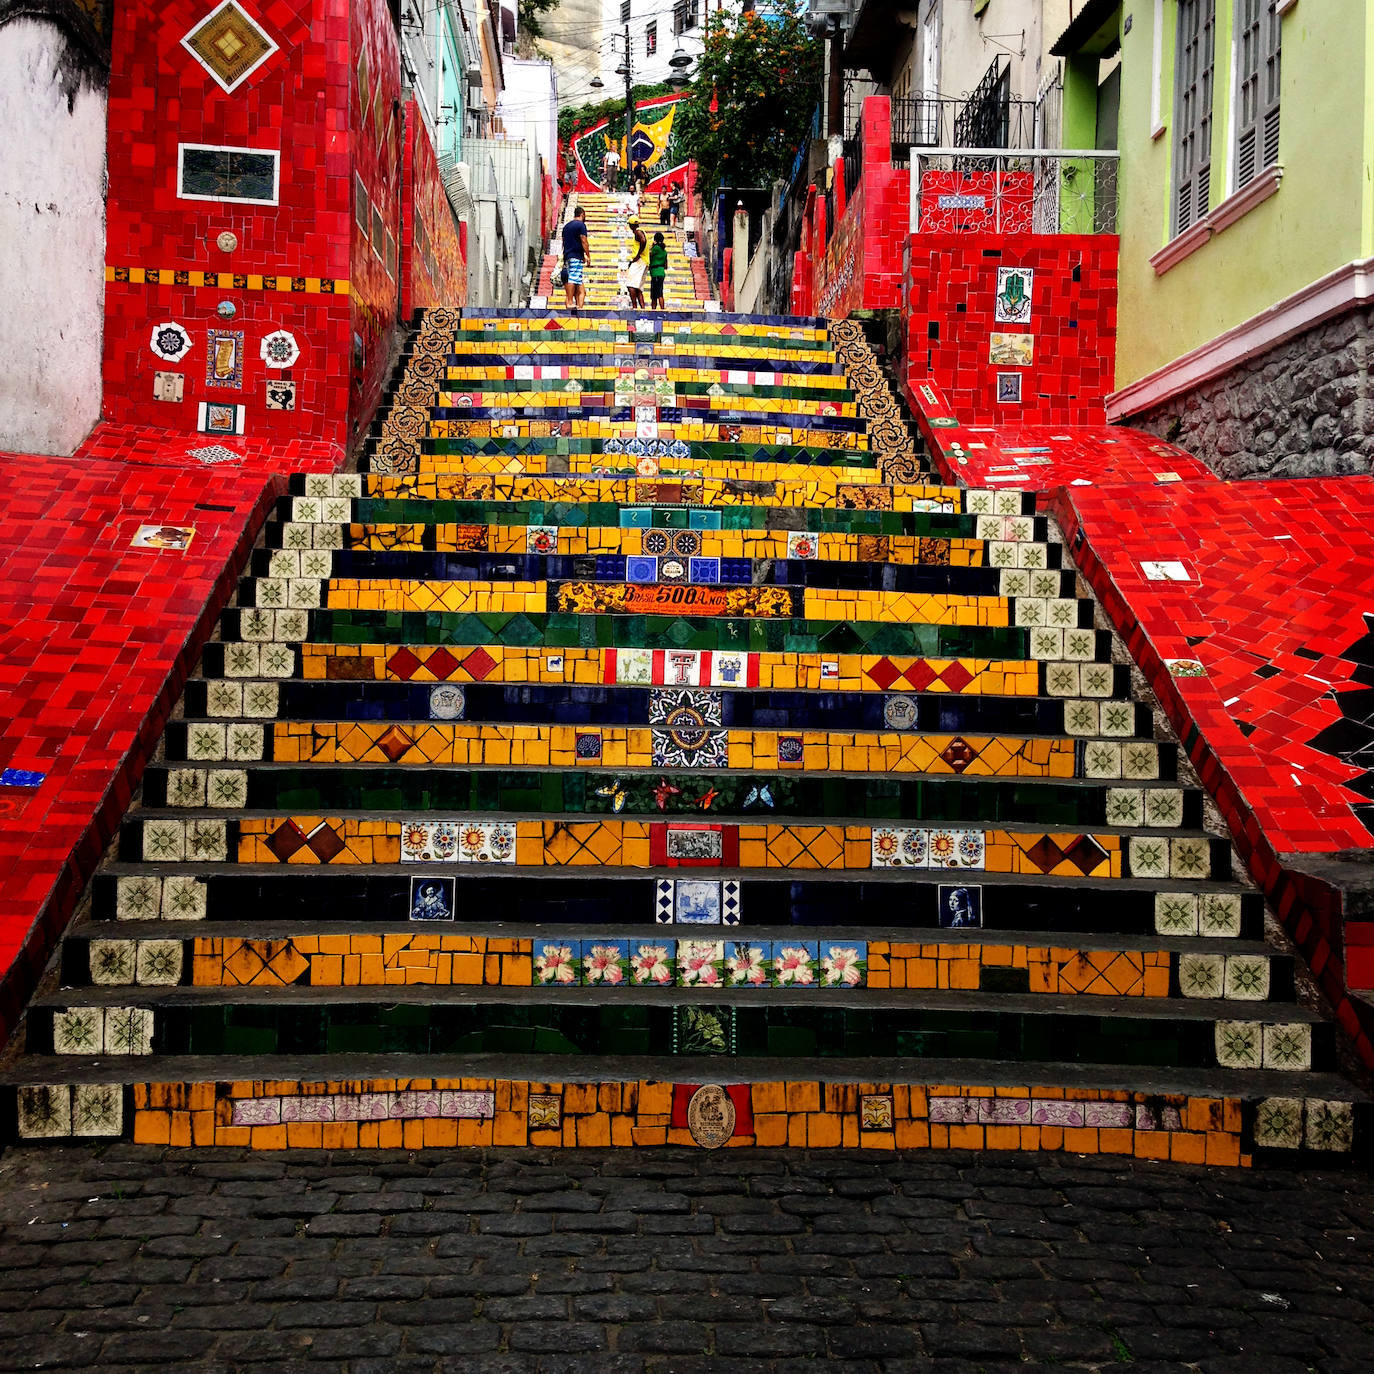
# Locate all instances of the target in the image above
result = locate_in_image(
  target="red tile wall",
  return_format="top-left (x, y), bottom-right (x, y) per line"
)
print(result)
top-left (903, 234), bottom-right (1119, 426)
top-left (102, 0), bottom-right (360, 446)
top-left (401, 101), bottom-right (469, 319)
top-left (102, 0), bottom-right (405, 450)
top-left (348, 0), bottom-right (404, 433)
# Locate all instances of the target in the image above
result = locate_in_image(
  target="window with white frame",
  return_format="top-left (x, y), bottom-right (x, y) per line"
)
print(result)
top-left (1172, 0), bottom-right (1216, 236)
top-left (646, 20), bottom-right (656, 55)
top-left (1233, 0), bottom-right (1281, 189)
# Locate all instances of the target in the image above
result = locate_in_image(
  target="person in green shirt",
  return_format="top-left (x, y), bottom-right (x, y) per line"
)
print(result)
top-left (648, 232), bottom-right (669, 310)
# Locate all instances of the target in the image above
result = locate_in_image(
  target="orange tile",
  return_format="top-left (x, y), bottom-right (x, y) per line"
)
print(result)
top-left (1170, 1132), bottom-right (1207, 1165)
top-left (1098, 1128), bottom-right (1134, 1155)
top-left (808, 1113), bottom-right (842, 1148)
top-left (786, 1081), bottom-right (820, 1113)
top-left (1206, 1132), bottom-right (1242, 1167)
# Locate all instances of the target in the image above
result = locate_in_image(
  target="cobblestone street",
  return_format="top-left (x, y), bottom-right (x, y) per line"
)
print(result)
top-left (0, 1145), bottom-right (1368, 1371)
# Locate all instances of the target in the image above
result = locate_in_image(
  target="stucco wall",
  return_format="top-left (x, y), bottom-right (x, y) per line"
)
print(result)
top-left (0, 18), bottom-right (106, 455)
top-left (1115, 0), bottom-right (1370, 391)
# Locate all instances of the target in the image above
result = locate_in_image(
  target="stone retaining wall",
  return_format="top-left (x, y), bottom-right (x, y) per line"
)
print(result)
top-left (1130, 305), bottom-right (1374, 479)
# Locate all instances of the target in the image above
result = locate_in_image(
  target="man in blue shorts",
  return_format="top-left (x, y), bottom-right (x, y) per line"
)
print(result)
top-left (561, 206), bottom-right (589, 309)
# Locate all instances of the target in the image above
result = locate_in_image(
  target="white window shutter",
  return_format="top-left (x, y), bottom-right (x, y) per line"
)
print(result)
top-left (1173, 0), bottom-right (1216, 237)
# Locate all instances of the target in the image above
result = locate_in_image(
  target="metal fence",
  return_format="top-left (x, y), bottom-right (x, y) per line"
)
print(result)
top-left (906, 149), bottom-right (1120, 236)
top-left (888, 96), bottom-right (1039, 158)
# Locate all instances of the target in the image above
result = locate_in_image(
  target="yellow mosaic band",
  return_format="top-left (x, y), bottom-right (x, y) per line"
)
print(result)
top-left (106, 265), bottom-right (349, 295)
top-left (342, 526), bottom-right (986, 566)
top-left (189, 935), bottom-right (1171, 997)
top-left (130, 1077), bottom-right (1247, 1165)
top-left (231, 816), bottom-right (1123, 876)
top-left (319, 579), bottom-right (1009, 626)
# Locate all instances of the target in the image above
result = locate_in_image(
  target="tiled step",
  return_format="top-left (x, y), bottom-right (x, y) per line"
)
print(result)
top-left (92, 869), bottom-right (1259, 939)
top-left (56, 924), bottom-right (1292, 1001)
top-left (240, 551), bottom-right (1075, 595)
top-left (21, 982), bottom-right (1333, 1072)
top-left (140, 763), bottom-right (1198, 828)
top-left (5, 1055), bottom-right (1360, 1158)
top-left (119, 813), bottom-right (1233, 882)
top-left (175, 684), bottom-right (1137, 739)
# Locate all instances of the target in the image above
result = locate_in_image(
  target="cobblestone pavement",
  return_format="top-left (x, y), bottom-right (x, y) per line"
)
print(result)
top-left (0, 1146), bottom-right (1371, 1372)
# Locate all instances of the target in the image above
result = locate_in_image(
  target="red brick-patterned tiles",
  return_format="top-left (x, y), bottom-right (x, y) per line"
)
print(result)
top-left (904, 233), bottom-right (1120, 429)
top-left (401, 101), bottom-right (468, 319)
top-left (349, 0), bottom-right (404, 430)
top-left (1048, 476), bottom-right (1374, 1058)
top-left (0, 434), bottom-right (339, 1043)
top-left (903, 376), bottom-right (1216, 491)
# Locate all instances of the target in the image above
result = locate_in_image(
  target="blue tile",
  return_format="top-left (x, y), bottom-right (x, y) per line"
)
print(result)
top-left (688, 557), bottom-right (720, 584)
top-left (674, 880), bottom-right (721, 924)
top-left (626, 556), bottom-right (658, 584)
top-left (0, 768), bottom-right (45, 788)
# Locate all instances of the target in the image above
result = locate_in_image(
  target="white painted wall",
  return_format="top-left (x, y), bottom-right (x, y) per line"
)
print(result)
top-left (500, 58), bottom-right (559, 172)
top-left (0, 19), bottom-right (107, 455)
top-left (918, 0), bottom-right (1073, 103)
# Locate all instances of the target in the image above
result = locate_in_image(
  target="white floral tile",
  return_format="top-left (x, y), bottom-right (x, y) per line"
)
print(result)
top-left (1304, 1098), bottom-right (1354, 1152)
top-left (17, 1086), bottom-right (71, 1138)
top-left (205, 680), bottom-right (243, 716)
top-left (1178, 952), bottom-right (1224, 998)
top-left (1199, 893), bottom-right (1242, 937)
top-left (103, 1007), bottom-right (154, 1056)
top-left (161, 876), bottom-right (207, 921)
top-left (89, 940), bottom-right (137, 985)
top-left (1214, 1020), bottom-right (1262, 1069)
top-left (1263, 1023), bottom-right (1311, 1072)
top-left (206, 770), bottom-right (248, 808)
top-left (1170, 836), bottom-right (1212, 879)
top-left (1224, 954), bottom-right (1269, 1001)
top-left (72, 1083), bottom-right (123, 1137)
top-left (1253, 1096), bottom-right (1302, 1148)
top-left (1154, 893), bottom-right (1198, 935)
top-left (116, 875), bottom-right (162, 921)
top-left (141, 820), bottom-right (185, 862)
top-left (135, 940), bottom-right (184, 986)
top-left (52, 1006), bottom-right (102, 1055)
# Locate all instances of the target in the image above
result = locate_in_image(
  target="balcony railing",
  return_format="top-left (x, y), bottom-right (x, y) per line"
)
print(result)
top-left (906, 148), bottom-right (1120, 236)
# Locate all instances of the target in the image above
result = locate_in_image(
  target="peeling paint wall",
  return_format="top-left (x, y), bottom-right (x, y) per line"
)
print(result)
top-left (0, 17), bottom-right (107, 454)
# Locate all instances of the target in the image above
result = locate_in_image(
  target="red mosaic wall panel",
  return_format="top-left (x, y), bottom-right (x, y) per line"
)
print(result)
top-left (348, 0), bottom-right (404, 432)
top-left (903, 234), bottom-right (1119, 427)
top-left (102, 0), bottom-right (355, 446)
top-left (811, 97), bottom-right (907, 318)
top-left (401, 102), bottom-right (468, 319)
top-left (0, 433), bottom-right (340, 1044)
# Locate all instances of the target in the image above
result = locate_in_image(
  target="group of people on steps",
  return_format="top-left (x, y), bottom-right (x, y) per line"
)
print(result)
top-left (559, 205), bottom-right (669, 312)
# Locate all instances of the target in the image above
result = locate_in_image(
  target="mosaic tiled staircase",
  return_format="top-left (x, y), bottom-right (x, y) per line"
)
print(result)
top-left (3, 309), bottom-right (1365, 1164)
top-left (539, 193), bottom-right (711, 310)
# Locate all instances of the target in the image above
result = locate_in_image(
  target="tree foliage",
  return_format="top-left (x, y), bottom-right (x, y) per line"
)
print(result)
top-left (674, 0), bottom-right (821, 201)
top-left (517, 0), bottom-right (559, 41)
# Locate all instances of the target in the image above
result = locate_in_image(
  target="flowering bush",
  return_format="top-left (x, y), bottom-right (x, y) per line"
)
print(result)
top-left (675, 0), bottom-right (822, 202)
